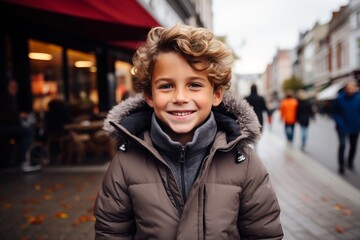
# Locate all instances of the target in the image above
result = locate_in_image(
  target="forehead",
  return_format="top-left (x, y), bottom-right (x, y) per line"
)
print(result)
top-left (152, 52), bottom-right (207, 78)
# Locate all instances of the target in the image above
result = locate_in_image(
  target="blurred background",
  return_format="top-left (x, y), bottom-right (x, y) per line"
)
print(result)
top-left (0, 0), bottom-right (360, 239)
top-left (1, 0), bottom-right (358, 182)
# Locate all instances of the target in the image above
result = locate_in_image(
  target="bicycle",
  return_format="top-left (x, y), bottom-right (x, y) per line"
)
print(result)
top-left (21, 112), bottom-right (50, 172)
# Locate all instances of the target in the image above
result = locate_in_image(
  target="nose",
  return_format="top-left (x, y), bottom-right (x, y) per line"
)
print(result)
top-left (173, 88), bottom-right (188, 104)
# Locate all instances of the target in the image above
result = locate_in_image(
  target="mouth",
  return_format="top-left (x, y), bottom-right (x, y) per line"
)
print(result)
top-left (169, 111), bottom-right (194, 116)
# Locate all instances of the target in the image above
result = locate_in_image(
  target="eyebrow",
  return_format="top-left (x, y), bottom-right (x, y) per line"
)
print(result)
top-left (153, 76), bottom-right (208, 83)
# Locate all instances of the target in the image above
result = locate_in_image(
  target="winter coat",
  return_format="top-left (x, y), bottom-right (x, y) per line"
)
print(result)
top-left (280, 97), bottom-right (298, 125)
top-left (94, 93), bottom-right (283, 240)
top-left (296, 99), bottom-right (313, 127)
top-left (333, 91), bottom-right (360, 134)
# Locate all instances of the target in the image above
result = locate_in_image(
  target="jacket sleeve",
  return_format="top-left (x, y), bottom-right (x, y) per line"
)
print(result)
top-left (94, 152), bottom-right (136, 240)
top-left (332, 97), bottom-right (346, 132)
top-left (237, 148), bottom-right (283, 239)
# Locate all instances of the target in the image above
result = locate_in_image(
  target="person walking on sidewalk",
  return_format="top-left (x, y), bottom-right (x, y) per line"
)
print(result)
top-left (94, 24), bottom-right (283, 239)
top-left (333, 81), bottom-right (360, 174)
top-left (245, 84), bottom-right (272, 132)
top-left (296, 90), bottom-right (315, 150)
top-left (280, 90), bottom-right (298, 146)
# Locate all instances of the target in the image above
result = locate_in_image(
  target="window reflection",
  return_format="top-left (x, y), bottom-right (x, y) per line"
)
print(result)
top-left (68, 49), bottom-right (98, 117)
top-left (115, 60), bottom-right (133, 103)
top-left (29, 39), bottom-right (63, 112)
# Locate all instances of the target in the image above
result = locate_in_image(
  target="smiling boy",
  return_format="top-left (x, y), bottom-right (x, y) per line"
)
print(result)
top-left (94, 24), bottom-right (283, 239)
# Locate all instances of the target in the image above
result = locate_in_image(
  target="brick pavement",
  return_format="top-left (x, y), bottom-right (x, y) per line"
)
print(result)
top-left (258, 130), bottom-right (360, 240)
top-left (0, 165), bottom-right (108, 240)
top-left (0, 130), bottom-right (359, 240)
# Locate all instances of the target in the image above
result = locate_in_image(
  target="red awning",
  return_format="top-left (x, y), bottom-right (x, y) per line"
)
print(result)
top-left (1, 0), bottom-right (160, 44)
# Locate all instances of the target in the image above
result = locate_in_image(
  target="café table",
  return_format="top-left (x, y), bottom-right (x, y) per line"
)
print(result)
top-left (63, 120), bottom-right (105, 163)
top-left (64, 120), bottom-right (104, 132)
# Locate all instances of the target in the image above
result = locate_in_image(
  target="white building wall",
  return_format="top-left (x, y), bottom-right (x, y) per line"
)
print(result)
top-left (193, 0), bottom-right (213, 30)
top-left (314, 45), bottom-right (330, 85)
top-left (349, 1), bottom-right (360, 70)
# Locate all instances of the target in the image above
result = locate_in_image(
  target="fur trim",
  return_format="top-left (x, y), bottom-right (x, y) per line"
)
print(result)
top-left (103, 92), bottom-right (261, 144)
top-left (221, 92), bottom-right (261, 147)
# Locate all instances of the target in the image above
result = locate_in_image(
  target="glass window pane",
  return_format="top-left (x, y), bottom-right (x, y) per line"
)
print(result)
top-left (29, 40), bottom-right (63, 112)
top-left (67, 49), bottom-right (98, 117)
top-left (115, 60), bottom-right (133, 103)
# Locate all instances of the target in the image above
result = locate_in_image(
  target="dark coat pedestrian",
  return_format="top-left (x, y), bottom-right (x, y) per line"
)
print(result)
top-left (296, 90), bottom-right (314, 149)
top-left (333, 81), bottom-right (360, 174)
top-left (245, 84), bottom-right (271, 131)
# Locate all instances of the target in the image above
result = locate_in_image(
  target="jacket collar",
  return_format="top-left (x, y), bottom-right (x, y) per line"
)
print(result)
top-left (103, 92), bottom-right (261, 149)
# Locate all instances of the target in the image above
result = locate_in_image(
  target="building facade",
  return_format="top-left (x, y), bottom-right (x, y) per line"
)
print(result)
top-left (0, 0), bottom-right (212, 117)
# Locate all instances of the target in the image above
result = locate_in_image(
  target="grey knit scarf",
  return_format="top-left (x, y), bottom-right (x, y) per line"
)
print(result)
top-left (150, 112), bottom-right (217, 201)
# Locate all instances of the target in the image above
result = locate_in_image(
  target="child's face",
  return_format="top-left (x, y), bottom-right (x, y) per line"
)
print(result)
top-left (145, 52), bottom-right (223, 144)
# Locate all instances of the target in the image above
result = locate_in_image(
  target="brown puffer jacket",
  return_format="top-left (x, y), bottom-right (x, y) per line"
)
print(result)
top-left (94, 93), bottom-right (283, 240)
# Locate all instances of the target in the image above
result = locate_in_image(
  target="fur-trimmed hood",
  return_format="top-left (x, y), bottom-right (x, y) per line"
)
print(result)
top-left (103, 92), bottom-right (261, 148)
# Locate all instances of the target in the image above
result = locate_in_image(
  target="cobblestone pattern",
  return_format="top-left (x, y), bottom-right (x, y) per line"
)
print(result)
top-left (0, 171), bottom-right (104, 240)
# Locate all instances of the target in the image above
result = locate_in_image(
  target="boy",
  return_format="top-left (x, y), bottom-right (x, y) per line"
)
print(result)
top-left (94, 24), bottom-right (283, 239)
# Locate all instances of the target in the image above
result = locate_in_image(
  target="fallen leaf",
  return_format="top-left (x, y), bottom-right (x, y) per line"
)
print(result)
top-left (342, 209), bottom-right (352, 216)
top-left (334, 204), bottom-right (344, 210)
top-left (87, 215), bottom-right (96, 222)
top-left (26, 213), bottom-right (45, 225)
top-left (54, 212), bottom-right (68, 219)
top-left (79, 215), bottom-right (89, 222)
top-left (335, 223), bottom-right (344, 233)
top-left (43, 194), bottom-right (53, 200)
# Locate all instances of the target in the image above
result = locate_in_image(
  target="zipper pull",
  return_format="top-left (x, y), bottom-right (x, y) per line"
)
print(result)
top-left (179, 146), bottom-right (186, 163)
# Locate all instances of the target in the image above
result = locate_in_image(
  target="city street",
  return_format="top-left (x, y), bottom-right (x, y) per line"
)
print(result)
top-left (268, 110), bottom-right (360, 190)
top-left (1, 125), bottom-right (360, 239)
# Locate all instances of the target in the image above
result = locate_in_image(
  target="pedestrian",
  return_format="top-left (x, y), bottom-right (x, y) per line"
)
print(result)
top-left (0, 79), bottom-right (41, 172)
top-left (94, 24), bottom-right (283, 239)
top-left (279, 90), bottom-right (298, 146)
top-left (296, 90), bottom-right (315, 150)
top-left (245, 83), bottom-right (272, 132)
top-left (332, 81), bottom-right (360, 174)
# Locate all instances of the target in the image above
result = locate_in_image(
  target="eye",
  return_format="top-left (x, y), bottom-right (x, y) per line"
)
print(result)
top-left (158, 84), bottom-right (173, 89)
top-left (188, 82), bottom-right (203, 89)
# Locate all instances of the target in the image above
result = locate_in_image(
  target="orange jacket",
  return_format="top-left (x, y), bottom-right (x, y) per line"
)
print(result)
top-left (280, 97), bottom-right (298, 124)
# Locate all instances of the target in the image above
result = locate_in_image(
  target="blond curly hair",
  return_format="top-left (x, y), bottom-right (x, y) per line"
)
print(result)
top-left (132, 24), bottom-right (233, 96)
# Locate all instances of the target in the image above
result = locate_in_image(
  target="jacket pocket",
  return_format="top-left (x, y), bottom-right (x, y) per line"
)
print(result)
top-left (201, 183), bottom-right (241, 240)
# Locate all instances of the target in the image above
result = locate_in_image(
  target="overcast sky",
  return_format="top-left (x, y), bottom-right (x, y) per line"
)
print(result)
top-left (213, 0), bottom-right (349, 75)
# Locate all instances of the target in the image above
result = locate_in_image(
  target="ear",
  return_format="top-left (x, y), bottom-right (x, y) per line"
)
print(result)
top-left (145, 93), bottom-right (154, 108)
top-left (212, 87), bottom-right (223, 107)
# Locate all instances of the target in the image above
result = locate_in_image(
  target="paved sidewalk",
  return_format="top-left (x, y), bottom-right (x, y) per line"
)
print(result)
top-left (0, 130), bottom-right (359, 239)
top-left (258, 130), bottom-right (360, 240)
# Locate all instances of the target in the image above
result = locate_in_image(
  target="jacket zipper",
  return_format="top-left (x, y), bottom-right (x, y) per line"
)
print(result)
top-left (203, 185), bottom-right (207, 240)
top-left (179, 145), bottom-right (187, 202)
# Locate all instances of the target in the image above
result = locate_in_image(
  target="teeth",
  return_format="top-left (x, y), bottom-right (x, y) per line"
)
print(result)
top-left (173, 112), bottom-right (191, 116)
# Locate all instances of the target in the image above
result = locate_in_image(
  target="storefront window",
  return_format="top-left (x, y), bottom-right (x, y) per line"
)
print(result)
top-left (67, 49), bottom-right (98, 117)
top-left (115, 60), bottom-right (133, 103)
top-left (29, 40), bottom-right (63, 112)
